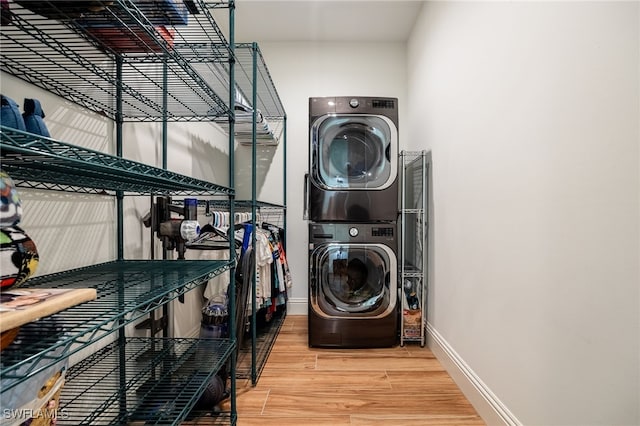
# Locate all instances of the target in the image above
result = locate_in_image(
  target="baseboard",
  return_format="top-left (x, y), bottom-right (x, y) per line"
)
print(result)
top-left (427, 323), bottom-right (522, 426)
top-left (286, 297), bottom-right (308, 315)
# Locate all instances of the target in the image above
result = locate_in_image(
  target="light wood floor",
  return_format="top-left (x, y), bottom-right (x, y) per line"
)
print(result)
top-left (218, 315), bottom-right (485, 426)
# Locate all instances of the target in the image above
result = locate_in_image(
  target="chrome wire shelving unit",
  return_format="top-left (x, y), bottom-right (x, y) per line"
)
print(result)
top-left (399, 150), bottom-right (428, 347)
top-left (1, 1), bottom-right (241, 424)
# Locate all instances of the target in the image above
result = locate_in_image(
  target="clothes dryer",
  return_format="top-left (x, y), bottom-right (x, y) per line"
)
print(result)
top-left (308, 96), bottom-right (399, 222)
top-left (308, 222), bottom-right (398, 348)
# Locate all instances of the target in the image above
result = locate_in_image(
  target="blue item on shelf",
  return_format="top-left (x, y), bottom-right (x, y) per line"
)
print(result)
top-left (73, 1), bottom-right (187, 54)
top-left (135, 0), bottom-right (188, 26)
top-left (22, 98), bottom-right (51, 137)
top-left (78, 0), bottom-right (188, 27)
top-left (0, 170), bottom-right (23, 228)
top-left (1, 95), bottom-right (26, 131)
top-left (200, 323), bottom-right (226, 338)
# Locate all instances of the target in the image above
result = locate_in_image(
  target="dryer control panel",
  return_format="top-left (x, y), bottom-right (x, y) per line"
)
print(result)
top-left (309, 223), bottom-right (397, 248)
top-left (372, 227), bottom-right (394, 237)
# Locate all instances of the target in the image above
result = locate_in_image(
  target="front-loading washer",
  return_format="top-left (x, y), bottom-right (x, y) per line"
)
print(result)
top-left (307, 96), bottom-right (399, 222)
top-left (308, 222), bottom-right (398, 348)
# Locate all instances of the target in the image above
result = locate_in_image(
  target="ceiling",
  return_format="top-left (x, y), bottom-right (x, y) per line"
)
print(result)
top-left (213, 1), bottom-right (423, 43)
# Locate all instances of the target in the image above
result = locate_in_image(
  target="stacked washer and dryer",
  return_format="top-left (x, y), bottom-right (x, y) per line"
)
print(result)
top-left (306, 96), bottom-right (400, 348)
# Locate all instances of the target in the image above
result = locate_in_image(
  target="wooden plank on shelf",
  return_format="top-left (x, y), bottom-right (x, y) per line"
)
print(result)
top-left (0, 288), bottom-right (97, 332)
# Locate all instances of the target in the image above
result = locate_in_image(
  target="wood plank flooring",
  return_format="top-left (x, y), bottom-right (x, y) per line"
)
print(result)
top-left (208, 315), bottom-right (485, 425)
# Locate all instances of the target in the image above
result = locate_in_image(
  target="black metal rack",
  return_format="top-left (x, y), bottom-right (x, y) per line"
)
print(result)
top-left (235, 43), bottom-right (288, 385)
top-left (0, 1), bottom-right (241, 424)
top-left (235, 306), bottom-right (286, 381)
top-left (59, 337), bottom-right (235, 425)
top-left (172, 39), bottom-right (289, 386)
top-left (1, 1), bottom-right (232, 121)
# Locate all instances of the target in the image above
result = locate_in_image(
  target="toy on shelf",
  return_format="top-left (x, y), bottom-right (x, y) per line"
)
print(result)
top-left (0, 226), bottom-right (39, 290)
top-left (1, 170), bottom-right (22, 227)
top-left (1, 171), bottom-right (38, 291)
top-left (0, 170), bottom-right (96, 353)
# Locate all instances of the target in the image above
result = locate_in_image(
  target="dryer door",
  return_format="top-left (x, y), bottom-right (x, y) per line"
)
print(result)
top-left (310, 243), bottom-right (397, 319)
top-left (311, 114), bottom-right (397, 191)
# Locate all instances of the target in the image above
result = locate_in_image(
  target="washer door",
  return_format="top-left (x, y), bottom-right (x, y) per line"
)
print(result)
top-left (310, 243), bottom-right (397, 319)
top-left (311, 114), bottom-right (397, 190)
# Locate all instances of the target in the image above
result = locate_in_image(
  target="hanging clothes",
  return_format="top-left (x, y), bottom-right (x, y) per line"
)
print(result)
top-left (256, 229), bottom-right (273, 302)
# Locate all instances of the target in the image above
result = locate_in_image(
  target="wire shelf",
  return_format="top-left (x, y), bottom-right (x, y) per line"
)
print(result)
top-left (234, 44), bottom-right (286, 120)
top-left (0, 126), bottom-right (234, 195)
top-left (0, 2), bottom-right (246, 423)
top-left (1, 4), bottom-right (286, 132)
top-left (210, 43), bottom-right (287, 145)
top-left (172, 199), bottom-right (285, 210)
top-left (235, 200), bottom-right (286, 210)
top-left (0, 1), bottom-right (233, 121)
top-left (59, 337), bottom-right (235, 425)
top-left (400, 150), bottom-right (428, 347)
top-left (0, 260), bottom-right (232, 392)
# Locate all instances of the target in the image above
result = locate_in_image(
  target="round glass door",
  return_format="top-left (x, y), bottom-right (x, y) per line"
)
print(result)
top-left (312, 114), bottom-right (397, 190)
top-left (311, 243), bottom-right (397, 317)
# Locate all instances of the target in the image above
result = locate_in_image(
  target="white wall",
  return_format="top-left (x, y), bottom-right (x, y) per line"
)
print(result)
top-left (254, 41), bottom-right (408, 311)
top-left (121, 121), bottom-right (230, 261)
top-left (407, 2), bottom-right (639, 425)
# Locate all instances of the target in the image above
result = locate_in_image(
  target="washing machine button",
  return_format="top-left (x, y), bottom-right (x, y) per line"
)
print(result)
top-left (349, 227), bottom-right (359, 237)
top-left (349, 98), bottom-right (359, 108)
